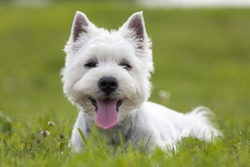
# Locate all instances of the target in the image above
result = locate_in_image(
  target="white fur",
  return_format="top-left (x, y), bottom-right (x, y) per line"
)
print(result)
top-left (61, 11), bottom-right (222, 153)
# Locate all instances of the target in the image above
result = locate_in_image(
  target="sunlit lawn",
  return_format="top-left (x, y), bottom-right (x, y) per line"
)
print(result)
top-left (0, 2), bottom-right (249, 166)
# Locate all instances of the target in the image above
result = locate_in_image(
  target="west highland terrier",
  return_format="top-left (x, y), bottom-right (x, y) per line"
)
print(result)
top-left (61, 11), bottom-right (222, 153)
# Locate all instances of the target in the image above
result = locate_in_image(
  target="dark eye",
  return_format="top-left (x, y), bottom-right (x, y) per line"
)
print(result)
top-left (119, 62), bottom-right (132, 70)
top-left (84, 62), bottom-right (97, 68)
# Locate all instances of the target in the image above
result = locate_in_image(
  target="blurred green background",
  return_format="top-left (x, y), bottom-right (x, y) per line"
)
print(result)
top-left (0, 1), bottom-right (250, 137)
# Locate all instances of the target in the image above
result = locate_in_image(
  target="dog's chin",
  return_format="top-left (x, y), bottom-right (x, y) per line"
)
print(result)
top-left (88, 97), bottom-right (124, 130)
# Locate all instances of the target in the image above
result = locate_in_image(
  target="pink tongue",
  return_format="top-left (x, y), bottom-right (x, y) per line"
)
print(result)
top-left (95, 99), bottom-right (119, 130)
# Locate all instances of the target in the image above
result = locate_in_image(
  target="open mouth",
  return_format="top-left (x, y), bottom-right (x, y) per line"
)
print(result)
top-left (88, 97), bottom-right (123, 130)
top-left (89, 98), bottom-right (123, 112)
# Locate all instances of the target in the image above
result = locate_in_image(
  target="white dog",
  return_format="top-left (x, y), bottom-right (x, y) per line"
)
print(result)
top-left (61, 11), bottom-right (222, 153)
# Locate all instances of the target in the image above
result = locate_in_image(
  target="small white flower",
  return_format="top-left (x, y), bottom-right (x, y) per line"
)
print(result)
top-left (41, 130), bottom-right (50, 137)
top-left (48, 121), bottom-right (55, 127)
top-left (158, 90), bottom-right (171, 104)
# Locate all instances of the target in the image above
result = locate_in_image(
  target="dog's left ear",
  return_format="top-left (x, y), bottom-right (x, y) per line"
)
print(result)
top-left (118, 11), bottom-right (149, 49)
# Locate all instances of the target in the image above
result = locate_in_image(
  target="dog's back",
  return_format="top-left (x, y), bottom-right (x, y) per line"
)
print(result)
top-left (133, 102), bottom-right (222, 151)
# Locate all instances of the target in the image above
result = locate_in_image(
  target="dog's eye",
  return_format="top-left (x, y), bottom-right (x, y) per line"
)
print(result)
top-left (119, 62), bottom-right (132, 70)
top-left (84, 62), bottom-right (97, 68)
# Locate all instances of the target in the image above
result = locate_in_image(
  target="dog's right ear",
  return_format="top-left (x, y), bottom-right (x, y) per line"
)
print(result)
top-left (71, 11), bottom-right (89, 42)
top-left (69, 11), bottom-right (91, 43)
top-left (64, 12), bottom-right (95, 54)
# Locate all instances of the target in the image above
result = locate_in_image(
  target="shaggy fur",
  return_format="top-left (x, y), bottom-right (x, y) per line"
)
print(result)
top-left (61, 11), bottom-right (222, 153)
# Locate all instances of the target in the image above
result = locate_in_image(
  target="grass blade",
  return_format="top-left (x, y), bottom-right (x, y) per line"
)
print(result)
top-left (78, 128), bottom-right (88, 146)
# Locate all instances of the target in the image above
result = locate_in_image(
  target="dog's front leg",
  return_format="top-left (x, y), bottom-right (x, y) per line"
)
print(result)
top-left (69, 111), bottom-right (89, 153)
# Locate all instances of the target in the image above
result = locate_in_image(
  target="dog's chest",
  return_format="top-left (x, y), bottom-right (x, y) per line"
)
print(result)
top-left (95, 118), bottom-right (134, 146)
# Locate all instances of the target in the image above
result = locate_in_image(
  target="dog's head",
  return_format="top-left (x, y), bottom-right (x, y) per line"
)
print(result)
top-left (61, 11), bottom-right (153, 130)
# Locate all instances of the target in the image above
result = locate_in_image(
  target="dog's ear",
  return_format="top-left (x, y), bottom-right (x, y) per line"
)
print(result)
top-left (71, 11), bottom-right (89, 42)
top-left (70, 11), bottom-right (90, 42)
top-left (118, 11), bottom-right (148, 49)
top-left (64, 11), bottom-right (97, 54)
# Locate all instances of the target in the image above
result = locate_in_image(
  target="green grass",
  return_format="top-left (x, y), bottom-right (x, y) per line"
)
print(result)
top-left (0, 2), bottom-right (250, 166)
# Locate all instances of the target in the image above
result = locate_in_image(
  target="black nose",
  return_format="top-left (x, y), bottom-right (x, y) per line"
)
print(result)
top-left (98, 77), bottom-right (118, 94)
